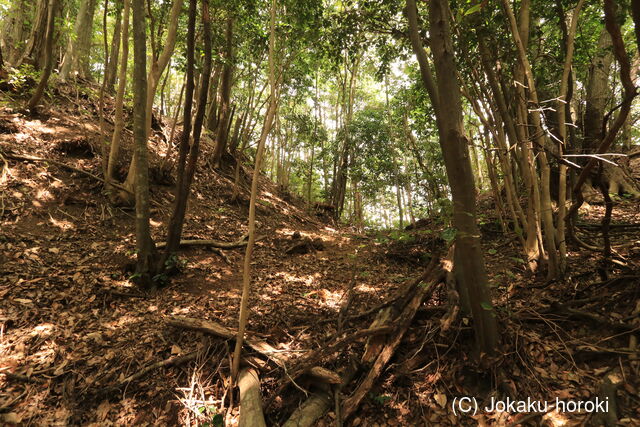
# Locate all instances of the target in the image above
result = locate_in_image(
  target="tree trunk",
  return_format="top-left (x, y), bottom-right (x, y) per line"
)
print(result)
top-left (26, 0), bottom-right (57, 110)
top-left (17, 0), bottom-right (50, 69)
top-left (131, 0), bottom-right (156, 288)
top-left (1, 0), bottom-right (34, 65)
top-left (232, 0), bottom-right (279, 381)
top-left (584, 29), bottom-right (613, 154)
top-left (59, 0), bottom-right (98, 80)
top-left (406, 0), bottom-right (498, 355)
top-left (212, 16), bottom-right (235, 167)
top-left (104, 3), bottom-right (122, 91)
top-left (106, 0), bottom-right (130, 192)
top-left (120, 0), bottom-right (185, 202)
top-left (159, 0), bottom-right (212, 272)
top-left (556, 0), bottom-right (586, 274)
top-left (501, 0), bottom-right (559, 279)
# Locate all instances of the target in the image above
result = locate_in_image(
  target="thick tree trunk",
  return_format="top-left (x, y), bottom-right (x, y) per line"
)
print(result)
top-left (59, 0), bottom-right (98, 80)
top-left (17, 0), bottom-right (50, 69)
top-left (406, 0), bottom-right (498, 355)
top-left (1, 0), bottom-right (33, 65)
top-left (26, 0), bottom-right (57, 110)
top-left (131, 0), bottom-right (156, 288)
top-left (584, 29), bottom-right (613, 154)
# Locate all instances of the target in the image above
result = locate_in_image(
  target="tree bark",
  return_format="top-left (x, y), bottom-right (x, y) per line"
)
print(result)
top-left (131, 0), bottom-right (156, 288)
top-left (232, 0), bottom-right (279, 380)
top-left (59, 0), bottom-right (98, 80)
top-left (104, 3), bottom-right (123, 91)
top-left (584, 29), bottom-right (613, 154)
top-left (211, 16), bottom-right (235, 167)
top-left (16, 0), bottom-right (50, 69)
top-left (106, 0), bottom-right (130, 192)
top-left (159, 0), bottom-right (212, 272)
top-left (26, 0), bottom-right (57, 110)
top-left (556, 0), bottom-right (586, 274)
top-left (120, 0), bottom-right (185, 202)
top-left (1, 0), bottom-right (33, 65)
top-left (406, 0), bottom-right (498, 355)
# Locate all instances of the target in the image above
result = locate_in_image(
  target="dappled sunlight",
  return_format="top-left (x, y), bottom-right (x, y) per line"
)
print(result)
top-left (48, 213), bottom-right (75, 230)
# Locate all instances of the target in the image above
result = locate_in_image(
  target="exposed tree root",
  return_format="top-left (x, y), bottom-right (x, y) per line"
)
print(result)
top-left (238, 368), bottom-right (267, 427)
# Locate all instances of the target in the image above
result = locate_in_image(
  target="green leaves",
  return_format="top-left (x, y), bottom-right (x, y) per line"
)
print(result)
top-left (441, 227), bottom-right (457, 244)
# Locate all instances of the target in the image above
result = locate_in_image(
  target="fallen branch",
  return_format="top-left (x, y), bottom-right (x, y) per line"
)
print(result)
top-left (341, 270), bottom-right (443, 419)
top-left (98, 351), bottom-right (198, 398)
top-left (238, 368), bottom-right (267, 427)
top-left (156, 234), bottom-right (251, 250)
top-left (166, 316), bottom-right (341, 384)
top-left (266, 326), bottom-right (394, 408)
top-left (282, 364), bottom-right (358, 427)
top-left (550, 303), bottom-right (636, 332)
top-left (0, 371), bottom-right (44, 383)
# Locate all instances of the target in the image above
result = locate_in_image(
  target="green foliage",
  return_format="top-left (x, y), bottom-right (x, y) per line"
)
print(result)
top-left (5, 65), bottom-right (39, 92)
top-left (369, 392), bottom-right (392, 406)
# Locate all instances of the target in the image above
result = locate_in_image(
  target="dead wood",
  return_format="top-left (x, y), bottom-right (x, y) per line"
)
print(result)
top-left (238, 368), bottom-right (267, 427)
top-left (341, 264), bottom-right (445, 419)
top-left (550, 303), bottom-right (636, 332)
top-left (156, 234), bottom-right (250, 250)
top-left (266, 326), bottom-right (394, 407)
top-left (593, 374), bottom-right (620, 427)
top-left (166, 316), bottom-right (341, 384)
top-left (98, 351), bottom-right (198, 398)
top-left (282, 363), bottom-right (358, 427)
top-left (285, 237), bottom-right (325, 255)
top-left (1, 371), bottom-right (45, 383)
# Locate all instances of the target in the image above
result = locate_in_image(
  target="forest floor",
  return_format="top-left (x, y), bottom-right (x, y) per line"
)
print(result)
top-left (1, 89), bottom-right (640, 426)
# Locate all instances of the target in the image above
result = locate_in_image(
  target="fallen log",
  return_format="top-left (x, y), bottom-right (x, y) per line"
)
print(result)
top-left (282, 364), bottom-right (357, 427)
top-left (341, 265), bottom-right (445, 419)
top-left (238, 368), bottom-right (267, 427)
top-left (166, 316), bottom-right (341, 384)
top-left (266, 326), bottom-right (394, 407)
top-left (156, 234), bottom-right (250, 250)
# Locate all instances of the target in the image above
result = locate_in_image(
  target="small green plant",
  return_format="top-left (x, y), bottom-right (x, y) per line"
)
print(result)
top-left (440, 227), bottom-right (457, 244)
top-left (7, 64), bottom-right (39, 91)
top-left (369, 393), bottom-right (392, 405)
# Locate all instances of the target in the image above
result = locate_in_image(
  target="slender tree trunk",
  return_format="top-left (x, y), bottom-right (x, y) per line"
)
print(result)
top-left (159, 0), bottom-right (212, 273)
top-left (120, 0), bottom-right (185, 202)
top-left (212, 16), bottom-right (235, 167)
top-left (27, 0), bottom-right (57, 110)
top-left (104, 3), bottom-right (122, 91)
top-left (98, 0), bottom-right (110, 177)
top-left (406, 0), bottom-right (498, 355)
top-left (131, 0), bottom-right (156, 288)
top-left (232, 0), bottom-right (279, 380)
top-left (556, 0), bottom-right (586, 274)
top-left (501, 0), bottom-right (559, 279)
top-left (159, 0), bottom-right (197, 264)
top-left (106, 0), bottom-right (130, 192)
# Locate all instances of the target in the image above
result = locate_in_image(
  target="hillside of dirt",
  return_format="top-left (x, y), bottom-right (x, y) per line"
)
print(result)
top-left (1, 91), bottom-right (640, 426)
